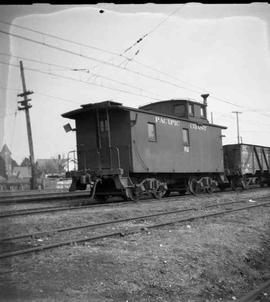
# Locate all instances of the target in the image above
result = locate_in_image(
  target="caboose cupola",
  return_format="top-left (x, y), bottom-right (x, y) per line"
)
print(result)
top-left (139, 96), bottom-right (209, 124)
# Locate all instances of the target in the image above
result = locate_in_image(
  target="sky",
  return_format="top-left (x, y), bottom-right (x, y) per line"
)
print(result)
top-left (1, 3), bottom-right (270, 164)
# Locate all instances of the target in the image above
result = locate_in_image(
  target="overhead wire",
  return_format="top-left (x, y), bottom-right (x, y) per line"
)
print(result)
top-left (0, 52), bottom-right (167, 100)
top-left (0, 60), bottom-right (164, 101)
top-left (2, 18), bottom-right (269, 152)
top-left (0, 27), bottom-right (263, 115)
top-left (0, 85), bottom-right (82, 105)
top-left (0, 29), bottom-right (199, 95)
top-left (121, 5), bottom-right (185, 55)
top-left (1, 21), bottom-right (270, 118)
top-left (0, 19), bottom-right (122, 58)
top-left (0, 17), bottom-right (202, 92)
top-left (1, 17), bottom-right (204, 94)
top-left (0, 20), bottom-right (261, 112)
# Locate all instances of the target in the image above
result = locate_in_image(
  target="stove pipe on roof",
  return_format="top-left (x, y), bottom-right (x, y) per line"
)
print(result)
top-left (201, 94), bottom-right (210, 105)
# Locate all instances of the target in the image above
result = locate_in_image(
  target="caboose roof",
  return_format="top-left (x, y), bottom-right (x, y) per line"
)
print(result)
top-left (62, 100), bottom-right (227, 129)
top-left (139, 98), bottom-right (206, 110)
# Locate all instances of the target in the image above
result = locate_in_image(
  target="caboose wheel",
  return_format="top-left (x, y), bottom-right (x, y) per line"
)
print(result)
top-left (152, 188), bottom-right (166, 199)
top-left (206, 186), bottom-right (213, 194)
top-left (205, 178), bottom-right (217, 194)
top-left (189, 178), bottom-right (199, 195)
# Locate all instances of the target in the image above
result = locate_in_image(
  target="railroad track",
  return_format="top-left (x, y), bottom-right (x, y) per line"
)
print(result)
top-left (0, 201), bottom-right (104, 218)
top-left (0, 190), bottom-right (90, 204)
top-left (0, 185), bottom-right (267, 206)
top-left (1, 195), bottom-right (269, 259)
top-left (2, 188), bottom-right (270, 219)
top-left (1, 191), bottom-right (206, 218)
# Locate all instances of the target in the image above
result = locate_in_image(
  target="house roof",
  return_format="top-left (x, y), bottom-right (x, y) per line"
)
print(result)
top-left (0, 144), bottom-right (12, 156)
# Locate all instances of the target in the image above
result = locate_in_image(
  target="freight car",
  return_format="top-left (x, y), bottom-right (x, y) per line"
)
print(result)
top-left (223, 143), bottom-right (270, 189)
top-left (62, 94), bottom-right (229, 200)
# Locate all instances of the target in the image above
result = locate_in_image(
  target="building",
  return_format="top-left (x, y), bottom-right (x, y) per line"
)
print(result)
top-left (0, 144), bottom-right (18, 178)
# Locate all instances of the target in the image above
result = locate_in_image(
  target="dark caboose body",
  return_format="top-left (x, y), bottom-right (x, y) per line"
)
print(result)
top-left (62, 96), bottom-right (227, 200)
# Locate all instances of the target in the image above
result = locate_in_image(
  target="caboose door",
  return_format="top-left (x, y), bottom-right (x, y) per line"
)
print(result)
top-left (96, 108), bottom-right (111, 169)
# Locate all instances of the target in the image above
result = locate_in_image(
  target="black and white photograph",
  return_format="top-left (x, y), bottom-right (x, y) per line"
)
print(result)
top-left (0, 3), bottom-right (270, 301)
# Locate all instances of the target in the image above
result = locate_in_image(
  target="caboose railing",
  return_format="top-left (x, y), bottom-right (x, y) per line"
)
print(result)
top-left (67, 150), bottom-right (78, 172)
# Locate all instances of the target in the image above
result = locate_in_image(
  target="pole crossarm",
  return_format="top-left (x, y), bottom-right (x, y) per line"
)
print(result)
top-left (17, 91), bottom-right (33, 97)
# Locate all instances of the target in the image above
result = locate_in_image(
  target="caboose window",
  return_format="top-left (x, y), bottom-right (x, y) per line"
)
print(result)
top-left (100, 119), bottom-right (108, 132)
top-left (148, 123), bottom-right (157, 142)
top-left (188, 104), bottom-right (194, 116)
top-left (200, 106), bottom-right (206, 118)
top-left (182, 128), bottom-right (190, 146)
top-left (174, 104), bottom-right (185, 116)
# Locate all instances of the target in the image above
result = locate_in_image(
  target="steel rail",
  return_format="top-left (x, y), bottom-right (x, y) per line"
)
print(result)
top-left (0, 191), bottom-right (71, 199)
top-left (1, 192), bottom-right (269, 219)
top-left (0, 192), bottom-right (191, 218)
top-left (1, 197), bottom-right (265, 242)
top-left (0, 192), bottom-right (90, 204)
top-left (235, 279), bottom-right (270, 302)
top-left (0, 200), bottom-right (269, 259)
top-left (0, 185), bottom-right (265, 204)
top-left (0, 197), bottom-right (152, 218)
top-left (0, 202), bottom-right (99, 218)
top-left (1, 207), bottom-right (196, 242)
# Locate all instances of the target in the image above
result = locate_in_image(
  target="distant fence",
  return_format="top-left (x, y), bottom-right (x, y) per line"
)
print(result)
top-left (0, 178), bottom-right (71, 191)
top-left (0, 179), bottom-right (31, 191)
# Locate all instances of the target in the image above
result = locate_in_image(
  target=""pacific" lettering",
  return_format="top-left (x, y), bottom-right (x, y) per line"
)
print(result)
top-left (155, 116), bottom-right (180, 127)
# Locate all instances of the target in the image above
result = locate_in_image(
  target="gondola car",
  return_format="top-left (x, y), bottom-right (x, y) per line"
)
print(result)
top-left (223, 143), bottom-right (270, 189)
top-left (62, 94), bottom-right (228, 200)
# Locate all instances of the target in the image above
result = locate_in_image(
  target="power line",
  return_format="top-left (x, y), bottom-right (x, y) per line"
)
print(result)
top-left (214, 110), bottom-right (270, 127)
top-left (2, 59), bottom-right (270, 125)
top-left (0, 52), bottom-right (166, 100)
top-left (0, 85), bottom-right (82, 105)
top-left (0, 29), bottom-right (196, 95)
top-left (2, 19), bottom-right (270, 118)
top-left (122, 5), bottom-right (185, 54)
top-left (0, 17), bottom-right (204, 93)
top-left (0, 19), bottom-right (123, 58)
top-left (0, 60), bottom-right (163, 101)
top-left (2, 84), bottom-right (270, 132)
top-left (1, 28), bottom-right (259, 113)
top-left (0, 26), bottom-right (256, 112)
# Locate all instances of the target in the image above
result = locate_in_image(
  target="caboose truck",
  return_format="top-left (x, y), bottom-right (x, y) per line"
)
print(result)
top-left (62, 95), bottom-right (228, 201)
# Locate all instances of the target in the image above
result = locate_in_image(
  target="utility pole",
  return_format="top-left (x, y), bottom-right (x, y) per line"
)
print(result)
top-left (17, 60), bottom-right (37, 190)
top-left (232, 111), bottom-right (242, 144)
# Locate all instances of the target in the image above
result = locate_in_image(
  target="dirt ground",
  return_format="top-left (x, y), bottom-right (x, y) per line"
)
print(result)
top-left (0, 189), bottom-right (270, 302)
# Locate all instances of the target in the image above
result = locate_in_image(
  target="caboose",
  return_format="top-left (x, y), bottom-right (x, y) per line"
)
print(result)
top-left (62, 94), bottom-right (227, 200)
